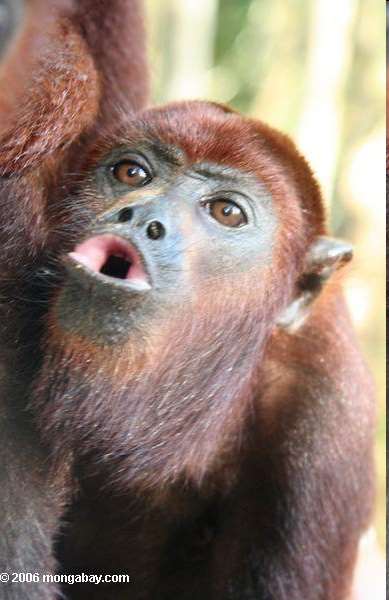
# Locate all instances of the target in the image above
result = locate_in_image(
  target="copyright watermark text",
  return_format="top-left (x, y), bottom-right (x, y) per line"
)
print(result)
top-left (0, 572), bottom-right (131, 585)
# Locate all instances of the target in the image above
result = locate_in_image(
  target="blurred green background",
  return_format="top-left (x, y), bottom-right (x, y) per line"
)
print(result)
top-left (146, 0), bottom-right (385, 548)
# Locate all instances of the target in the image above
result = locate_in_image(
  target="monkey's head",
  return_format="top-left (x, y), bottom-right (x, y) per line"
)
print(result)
top-left (36, 101), bottom-right (352, 492)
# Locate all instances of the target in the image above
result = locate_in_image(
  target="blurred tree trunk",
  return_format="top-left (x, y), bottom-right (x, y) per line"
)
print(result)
top-left (164, 0), bottom-right (219, 100)
top-left (296, 0), bottom-right (359, 204)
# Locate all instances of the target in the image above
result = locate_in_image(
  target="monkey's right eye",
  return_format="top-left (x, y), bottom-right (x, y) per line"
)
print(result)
top-left (112, 161), bottom-right (152, 187)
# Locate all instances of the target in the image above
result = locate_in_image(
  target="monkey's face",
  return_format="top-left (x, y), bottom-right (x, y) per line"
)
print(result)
top-left (54, 101), bottom-right (320, 350)
top-left (57, 135), bottom-right (278, 344)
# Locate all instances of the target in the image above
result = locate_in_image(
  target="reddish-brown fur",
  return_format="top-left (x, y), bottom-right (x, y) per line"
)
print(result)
top-left (0, 3), bottom-right (148, 599)
top-left (0, 4), bottom-right (375, 600)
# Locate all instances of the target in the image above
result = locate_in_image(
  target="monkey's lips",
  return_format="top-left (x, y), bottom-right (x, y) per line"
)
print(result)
top-left (66, 234), bottom-right (151, 292)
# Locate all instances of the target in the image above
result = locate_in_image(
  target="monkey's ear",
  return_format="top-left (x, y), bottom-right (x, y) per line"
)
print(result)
top-left (277, 236), bottom-right (353, 331)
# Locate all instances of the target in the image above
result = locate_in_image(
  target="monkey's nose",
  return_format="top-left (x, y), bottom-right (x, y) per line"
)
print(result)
top-left (102, 204), bottom-right (168, 240)
top-left (146, 221), bottom-right (165, 240)
top-left (117, 207), bottom-right (134, 223)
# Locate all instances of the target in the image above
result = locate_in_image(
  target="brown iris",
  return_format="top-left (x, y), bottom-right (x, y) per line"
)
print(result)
top-left (112, 161), bottom-right (151, 187)
top-left (208, 200), bottom-right (247, 228)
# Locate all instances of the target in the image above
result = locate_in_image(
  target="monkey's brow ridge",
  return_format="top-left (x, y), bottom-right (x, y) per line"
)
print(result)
top-left (150, 142), bottom-right (186, 167)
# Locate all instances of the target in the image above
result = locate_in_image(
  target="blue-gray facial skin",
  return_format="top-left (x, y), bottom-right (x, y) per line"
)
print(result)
top-left (57, 142), bottom-right (277, 343)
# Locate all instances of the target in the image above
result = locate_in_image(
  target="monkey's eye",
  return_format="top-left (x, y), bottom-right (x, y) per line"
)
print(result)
top-left (112, 161), bottom-right (152, 187)
top-left (207, 199), bottom-right (247, 228)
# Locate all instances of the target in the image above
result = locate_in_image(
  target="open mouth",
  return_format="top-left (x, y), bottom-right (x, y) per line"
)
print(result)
top-left (67, 234), bottom-right (151, 291)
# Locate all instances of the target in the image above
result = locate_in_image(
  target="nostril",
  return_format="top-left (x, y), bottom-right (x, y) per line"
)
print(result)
top-left (146, 221), bottom-right (165, 240)
top-left (118, 207), bottom-right (134, 223)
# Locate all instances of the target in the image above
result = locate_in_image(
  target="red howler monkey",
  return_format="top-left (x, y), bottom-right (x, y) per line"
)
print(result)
top-left (0, 2), bottom-right (375, 600)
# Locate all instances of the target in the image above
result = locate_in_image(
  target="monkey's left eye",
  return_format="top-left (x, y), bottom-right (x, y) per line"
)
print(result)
top-left (207, 199), bottom-right (247, 228)
top-left (112, 161), bottom-right (152, 187)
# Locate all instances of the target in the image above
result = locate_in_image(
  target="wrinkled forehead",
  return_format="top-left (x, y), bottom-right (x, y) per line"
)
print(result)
top-left (129, 104), bottom-right (261, 171)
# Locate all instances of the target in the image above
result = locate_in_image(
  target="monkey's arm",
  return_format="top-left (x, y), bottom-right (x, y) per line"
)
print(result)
top-left (0, 2), bottom-right (149, 596)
